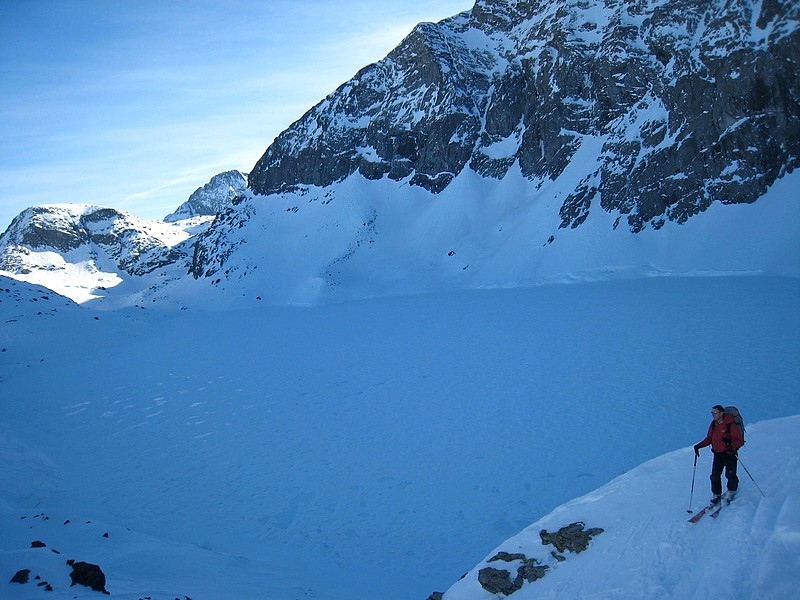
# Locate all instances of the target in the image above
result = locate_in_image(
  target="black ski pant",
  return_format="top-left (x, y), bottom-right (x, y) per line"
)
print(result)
top-left (711, 451), bottom-right (739, 495)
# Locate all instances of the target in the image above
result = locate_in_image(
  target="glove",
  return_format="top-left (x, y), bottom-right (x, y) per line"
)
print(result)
top-left (693, 445), bottom-right (700, 457)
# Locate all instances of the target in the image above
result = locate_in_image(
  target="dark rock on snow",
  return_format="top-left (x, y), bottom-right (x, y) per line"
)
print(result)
top-left (10, 569), bottom-right (31, 584)
top-left (67, 559), bottom-right (109, 594)
top-left (540, 521), bottom-right (605, 554)
top-left (476, 522), bottom-right (604, 595)
top-left (478, 566), bottom-right (521, 595)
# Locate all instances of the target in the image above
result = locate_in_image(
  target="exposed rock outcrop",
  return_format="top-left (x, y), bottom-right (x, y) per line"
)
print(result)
top-left (9, 569), bottom-right (31, 584)
top-left (540, 521), bottom-right (605, 554)
top-left (67, 559), bottom-right (109, 594)
top-left (476, 522), bottom-right (604, 595)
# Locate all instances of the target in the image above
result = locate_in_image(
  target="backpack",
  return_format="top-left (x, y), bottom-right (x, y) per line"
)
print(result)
top-left (723, 406), bottom-right (745, 445)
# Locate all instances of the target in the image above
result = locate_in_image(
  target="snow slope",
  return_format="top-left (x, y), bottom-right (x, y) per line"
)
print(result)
top-left (443, 415), bottom-right (800, 600)
top-left (2, 152), bottom-right (797, 310)
top-left (1, 275), bottom-right (799, 599)
top-left (127, 166), bottom-right (800, 310)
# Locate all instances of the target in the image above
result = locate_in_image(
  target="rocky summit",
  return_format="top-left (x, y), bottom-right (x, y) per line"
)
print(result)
top-left (164, 170), bottom-right (248, 222)
top-left (183, 0), bottom-right (798, 305)
top-left (248, 0), bottom-right (798, 232)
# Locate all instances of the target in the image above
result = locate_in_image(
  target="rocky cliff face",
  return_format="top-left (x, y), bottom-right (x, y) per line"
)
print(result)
top-left (164, 170), bottom-right (248, 222)
top-left (247, 0), bottom-right (798, 232)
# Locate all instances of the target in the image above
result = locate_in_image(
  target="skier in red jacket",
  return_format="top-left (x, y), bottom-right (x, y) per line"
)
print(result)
top-left (694, 405), bottom-right (745, 504)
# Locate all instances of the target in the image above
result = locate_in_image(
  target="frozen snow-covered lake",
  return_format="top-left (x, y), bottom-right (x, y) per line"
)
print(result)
top-left (1, 275), bottom-right (798, 599)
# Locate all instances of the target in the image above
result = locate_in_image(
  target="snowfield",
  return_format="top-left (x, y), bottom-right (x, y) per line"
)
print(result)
top-left (1, 274), bottom-right (798, 599)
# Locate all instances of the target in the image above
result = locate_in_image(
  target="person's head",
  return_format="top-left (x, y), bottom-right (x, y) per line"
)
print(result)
top-left (711, 405), bottom-right (725, 419)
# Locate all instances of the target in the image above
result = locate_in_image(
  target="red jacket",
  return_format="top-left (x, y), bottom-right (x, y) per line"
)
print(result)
top-left (696, 414), bottom-right (745, 453)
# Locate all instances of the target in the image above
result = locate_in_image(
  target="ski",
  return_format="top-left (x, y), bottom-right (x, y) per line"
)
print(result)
top-left (688, 501), bottom-right (719, 523)
top-left (709, 493), bottom-right (735, 518)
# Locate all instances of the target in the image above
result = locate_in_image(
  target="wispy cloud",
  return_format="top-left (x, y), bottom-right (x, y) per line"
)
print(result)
top-left (0, 0), bottom-right (472, 230)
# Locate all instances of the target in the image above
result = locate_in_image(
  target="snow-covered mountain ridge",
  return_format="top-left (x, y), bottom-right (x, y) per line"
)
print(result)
top-left (246, 0), bottom-right (798, 225)
top-left (0, 204), bottom-right (211, 303)
top-left (186, 0), bottom-right (800, 305)
top-left (164, 170), bottom-right (248, 222)
top-left (0, 0), bottom-right (797, 308)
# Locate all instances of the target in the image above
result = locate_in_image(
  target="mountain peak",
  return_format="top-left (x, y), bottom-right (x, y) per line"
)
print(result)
top-left (247, 0), bottom-right (798, 230)
top-left (164, 170), bottom-right (248, 222)
top-left (0, 204), bottom-right (203, 304)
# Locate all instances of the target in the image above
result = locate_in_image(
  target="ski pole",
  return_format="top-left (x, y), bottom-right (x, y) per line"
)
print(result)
top-left (738, 456), bottom-right (766, 497)
top-left (687, 453), bottom-right (698, 512)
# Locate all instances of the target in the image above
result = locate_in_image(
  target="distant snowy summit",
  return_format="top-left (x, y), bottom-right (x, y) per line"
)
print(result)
top-left (0, 167), bottom-right (247, 304)
top-left (164, 170), bottom-right (247, 222)
top-left (1, 0), bottom-right (799, 307)
top-left (0, 204), bottom-right (210, 303)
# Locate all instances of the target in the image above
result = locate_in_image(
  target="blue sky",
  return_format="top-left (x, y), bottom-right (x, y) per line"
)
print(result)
top-left (0, 0), bottom-right (471, 230)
